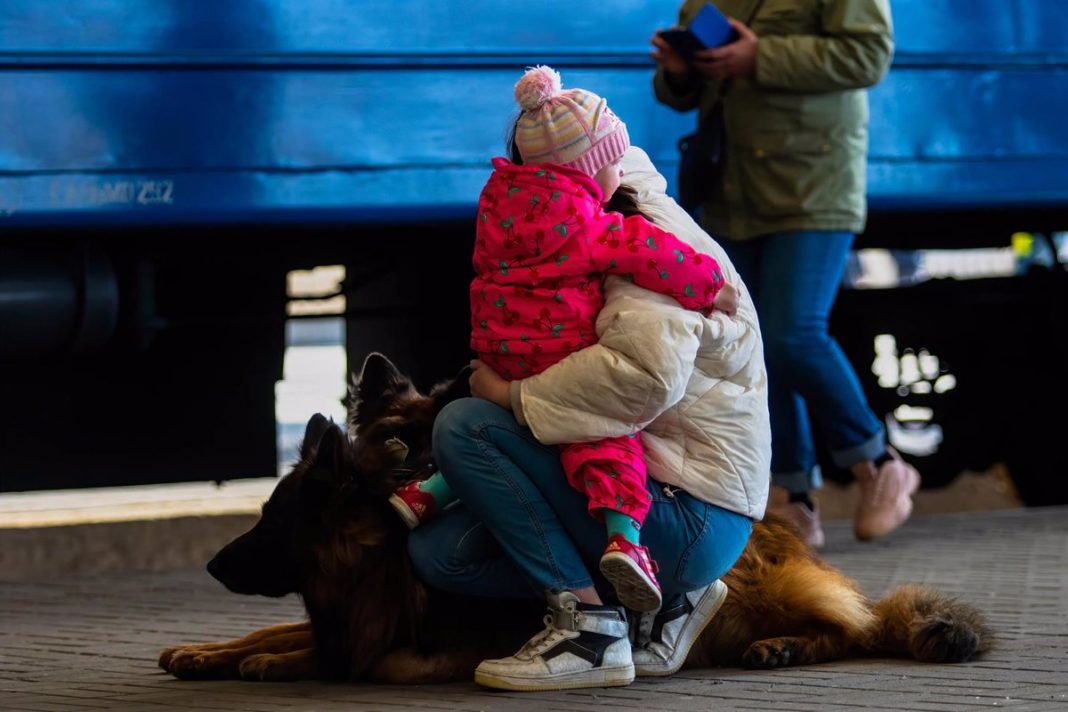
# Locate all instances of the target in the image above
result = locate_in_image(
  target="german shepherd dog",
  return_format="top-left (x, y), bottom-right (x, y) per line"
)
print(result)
top-left (160, 353), bottom-right (990, 683)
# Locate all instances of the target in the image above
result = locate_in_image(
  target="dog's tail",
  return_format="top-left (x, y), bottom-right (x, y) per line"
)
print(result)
top-left (867, 584), bottom-right (991, 663)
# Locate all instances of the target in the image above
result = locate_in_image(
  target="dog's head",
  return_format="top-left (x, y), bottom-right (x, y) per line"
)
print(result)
top-left (206, 412), bottom-right (347, 597)
top-left (206, 352), bottom-right (469, 595)
top-left (207, 353), bottom-right (470, 676)
top-left (345, 352), bottom-right (470, 490)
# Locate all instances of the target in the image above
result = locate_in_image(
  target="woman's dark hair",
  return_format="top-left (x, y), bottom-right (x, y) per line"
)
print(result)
top-left (605, 184), bottom-right (648, 220)
top-left (505, 116), bottom-right (648, 220)
top-left (506, 115), bottom-right (523, 165)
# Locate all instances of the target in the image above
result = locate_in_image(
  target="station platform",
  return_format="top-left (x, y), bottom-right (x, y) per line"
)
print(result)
top-left (1, 506), bottom-right (1066, 711)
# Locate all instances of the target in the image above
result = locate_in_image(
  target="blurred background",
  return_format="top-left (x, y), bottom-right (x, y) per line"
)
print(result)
top-left (0, 1), bottom-right (1066, 572)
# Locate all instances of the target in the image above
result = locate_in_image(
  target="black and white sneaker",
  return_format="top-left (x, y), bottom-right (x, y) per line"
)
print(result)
top-left (474, 591), bottom-right (634, 691)
top-left (631, 579), bottom-right (728, 677)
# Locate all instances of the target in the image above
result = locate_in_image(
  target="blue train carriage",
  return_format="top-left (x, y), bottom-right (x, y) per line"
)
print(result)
top-left (0, 1), bottom-right (1065, 499)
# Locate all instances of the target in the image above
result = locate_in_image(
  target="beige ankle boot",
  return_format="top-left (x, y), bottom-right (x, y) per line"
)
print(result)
top-left (767, 486), bottom-right (825, 548)
top-left (853, 448), bottom-right (921, 540)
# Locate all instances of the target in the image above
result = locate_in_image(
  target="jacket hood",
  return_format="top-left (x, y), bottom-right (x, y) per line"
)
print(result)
top-left (478, 158), bottom-right (604, 268)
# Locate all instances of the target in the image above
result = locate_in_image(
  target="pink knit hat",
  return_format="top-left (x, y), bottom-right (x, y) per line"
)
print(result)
top-left (512, 66), bottom-right (630, 177)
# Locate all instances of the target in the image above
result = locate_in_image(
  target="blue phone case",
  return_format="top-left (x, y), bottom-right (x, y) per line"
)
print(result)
top-left (659, 3), bottom-right (737, 61)
top-left (690, 3), bottom-right (736, 49)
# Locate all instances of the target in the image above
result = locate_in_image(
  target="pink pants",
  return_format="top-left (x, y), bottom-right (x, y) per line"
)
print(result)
top-left (559, 434), bottom-right (651, 524)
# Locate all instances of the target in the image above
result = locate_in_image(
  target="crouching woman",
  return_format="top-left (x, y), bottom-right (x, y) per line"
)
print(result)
top-left (409, 145), bottom-right (771, 691)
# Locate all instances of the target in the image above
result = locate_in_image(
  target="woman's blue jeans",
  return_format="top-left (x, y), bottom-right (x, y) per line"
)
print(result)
top-left (720, 230), bottom-right (885, 494)
top-left (408, 398), bottom-right (752, 607)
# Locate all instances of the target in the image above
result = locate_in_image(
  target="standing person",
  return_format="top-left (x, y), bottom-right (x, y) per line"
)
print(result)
top-left (651, 0), bottom-right (918, 547)
top-left (390, 65), bottom-right (737, 615)
top-left (407, 139), bottom-right (770, 691)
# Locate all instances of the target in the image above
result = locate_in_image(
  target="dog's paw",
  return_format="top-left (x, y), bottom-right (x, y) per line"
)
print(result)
top-left (742, 638), bottom-right (804, 669)
top-left (239, 653), bottom-right (304, 682)
top-left (160, 645), bottom-right (209, 672)
top-left (167, 649), bottom-right (232, 680)
top-left (159, 646), bottom-right (182, 670)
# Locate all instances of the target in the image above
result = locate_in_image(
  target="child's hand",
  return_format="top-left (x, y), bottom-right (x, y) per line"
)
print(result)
top-left (469, 360), bottom-right (512, 411)
top-left (711, 281), bottom-right (739, 316)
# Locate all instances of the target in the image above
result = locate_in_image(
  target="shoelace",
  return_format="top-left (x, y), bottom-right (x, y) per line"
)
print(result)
top-left (516, 614), bottom-right (573, 661)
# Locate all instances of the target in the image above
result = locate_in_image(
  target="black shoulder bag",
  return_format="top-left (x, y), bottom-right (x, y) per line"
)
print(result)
top-left (677, 100), bottom-right (726, 213)
top-left (676, 0), bottom-right (766, 213)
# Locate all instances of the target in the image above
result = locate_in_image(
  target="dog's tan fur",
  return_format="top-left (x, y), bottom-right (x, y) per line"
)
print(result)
top-left (161, 355), bottom-right (990, 683)
top-left (162, 623), bottom-right (315, 680)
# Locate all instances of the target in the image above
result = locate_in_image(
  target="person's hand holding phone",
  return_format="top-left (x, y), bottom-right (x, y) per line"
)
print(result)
top-left (651, 30), bottom-right (690, 77)
top-left (692, 18), bottom-right (759, 81)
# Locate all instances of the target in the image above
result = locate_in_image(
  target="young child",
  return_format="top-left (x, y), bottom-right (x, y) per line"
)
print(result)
top-left (390, 66), bottom-right (737, 612)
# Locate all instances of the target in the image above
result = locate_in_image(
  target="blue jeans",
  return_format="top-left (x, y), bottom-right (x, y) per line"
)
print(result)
top-left (409, 398), bottom-right (752, 606)
top-left (720, 230), bottom-right (885, 494)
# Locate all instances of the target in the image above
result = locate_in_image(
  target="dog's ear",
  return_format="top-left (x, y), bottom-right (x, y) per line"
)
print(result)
top-left (429, 365), bottom-right (472, 412)
top-left (299, 413), bottom-right (332, 460)
top-left (301, 425), bottom-right (348, 509)
top-left (356, 353), bottom-right (408, 403)
top-left (349, 353), bottom-right (414, 428)
top-left (313, 425), bottom-right (345, 473)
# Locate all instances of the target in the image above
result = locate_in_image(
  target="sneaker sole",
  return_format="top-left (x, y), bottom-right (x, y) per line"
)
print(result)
top-left (600, 553), bottom-right (662, 612)
top-left (387, 494), bottom-right (421, 530)
top-left (635, 579), bottom-right (729, 677)
top-left (474, 664), bottom-right (634, 691)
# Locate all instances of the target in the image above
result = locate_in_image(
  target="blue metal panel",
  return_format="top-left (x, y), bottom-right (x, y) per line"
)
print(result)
top-left (1, 1), bottom-right (1067, 226)
top-left (0, 66), bottom-right (693, 224)
top-left (870, 69), bottom-right (1068, 159)
top-left (892, 3), bottom-right (1013, 57)
top-left (0, 0), bottom-right (669, 56)
top-left (0, 68), bottom-right (697, 172)
top-left (4, 0), bottom-right (1063, 59)
top-left (892, 0), bottom-right (1068, 59)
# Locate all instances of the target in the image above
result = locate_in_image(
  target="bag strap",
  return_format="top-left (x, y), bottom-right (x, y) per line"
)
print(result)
top-left (738, 0), bottom-right (768, 25)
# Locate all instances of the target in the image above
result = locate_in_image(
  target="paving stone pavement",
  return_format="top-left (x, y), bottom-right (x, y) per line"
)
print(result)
top-left (1, 507), bottom-right (1066, 711)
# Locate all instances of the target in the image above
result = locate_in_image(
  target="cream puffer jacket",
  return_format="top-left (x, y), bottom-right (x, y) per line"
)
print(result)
top-left (509, 146), bottom-right (771, 520)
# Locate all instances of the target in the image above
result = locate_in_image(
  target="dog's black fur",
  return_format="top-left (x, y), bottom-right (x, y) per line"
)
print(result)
top-left (169, 352), bottom-right (990, 683)
top-left (205, 355), bottom-right (540, 681)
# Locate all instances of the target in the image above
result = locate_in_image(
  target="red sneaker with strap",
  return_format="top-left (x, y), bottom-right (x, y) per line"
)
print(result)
top-left (599, 534), bottom-right (662, 612)
top-left (388, 481), bottom-right (437, 530)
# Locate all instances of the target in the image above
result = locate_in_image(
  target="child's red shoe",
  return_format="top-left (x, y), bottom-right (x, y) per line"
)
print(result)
top-left (388, 481), bottom-right (437, 530)
top-left (599, 534), bottom-right (662, 612)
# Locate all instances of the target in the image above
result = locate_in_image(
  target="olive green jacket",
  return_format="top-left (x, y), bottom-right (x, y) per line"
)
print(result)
top-left (654, 0), bottom-right (894, 241)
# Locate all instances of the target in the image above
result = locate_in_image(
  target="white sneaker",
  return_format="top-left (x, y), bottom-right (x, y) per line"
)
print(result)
top-left (631, 580), bottom-right (728, 677)
top-left (474, 591), bottom-right (634, 691)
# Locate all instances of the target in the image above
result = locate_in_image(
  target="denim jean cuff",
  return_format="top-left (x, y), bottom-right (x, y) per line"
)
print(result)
top-left (772, 465), bottom-right (822, 494)
top-left (548, 578), bottom-right (596, 595)
top-left (830, 429), bottom-right (886, 469)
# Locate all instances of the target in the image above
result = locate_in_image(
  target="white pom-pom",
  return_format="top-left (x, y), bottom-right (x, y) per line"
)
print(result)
top-left (514, 65), bottom-right (563, 111)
